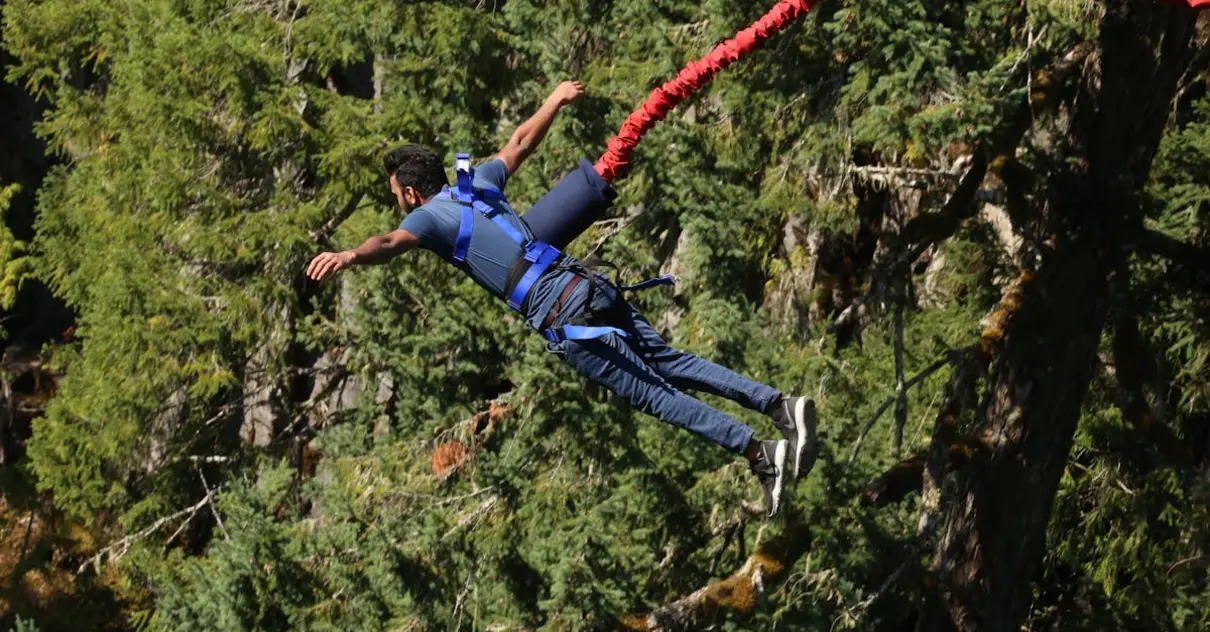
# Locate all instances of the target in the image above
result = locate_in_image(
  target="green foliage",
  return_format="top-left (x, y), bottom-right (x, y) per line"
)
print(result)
top-left (2, 0), bottom-right (1208, 630)
top-left (8, 615), bottom-right (41, 632)
top-left (0, 183), bottom-right (33, 315)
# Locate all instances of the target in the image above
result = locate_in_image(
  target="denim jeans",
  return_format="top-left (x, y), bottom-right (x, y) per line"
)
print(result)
top-left (549, 273), bottom-right (780, 454)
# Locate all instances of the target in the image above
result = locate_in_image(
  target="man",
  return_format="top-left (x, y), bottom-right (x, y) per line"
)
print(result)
top-left (306, 81), bottom-right (817, 516)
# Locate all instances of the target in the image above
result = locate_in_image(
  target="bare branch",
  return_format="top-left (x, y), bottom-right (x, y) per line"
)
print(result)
top-left (625, 516), bottom-right (812, 631)
top-left (893, 299), bottom-right (909, 454)
top-left (310, 195), bottom-right (370, 244)
top-left (848, 355), bottom-right (952, 464)
top-left (80, 489), bottom-right (219, 573)
top-left (441, 494), bottom-right (500, 541)
top-left (197, 465), bottom-right (231, 541)
top-left (585, 204), bottom-right (647, 257)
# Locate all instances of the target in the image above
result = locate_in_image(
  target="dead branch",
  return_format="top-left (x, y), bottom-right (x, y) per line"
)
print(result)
top-left (585, 204), bottom-right (647, 257)
top-left (79, 489), bottom-right (220, 573)
top-left (197, 465), bottom-right (231, 541)
top-left (848, 355), bottom-right (952, 464)
top-left (310, 194), bottom-right (370, 245)
top-left (623, 515), bottom-right (812, 631)
top-left (862, 272), bottom-right (1033, 509)
top-left (829, 152), bottom-right (990, 344)
top-left (901, 151), bottom-right (990, 260)
top-left (441, 494), bottom-right (500, 541)
top-left (893, 299), bottom-right (909, 454)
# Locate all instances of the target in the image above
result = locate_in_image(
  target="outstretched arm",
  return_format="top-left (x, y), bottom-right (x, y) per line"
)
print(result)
top-left (496, 80), bottom-right (585, 175)
top-left (306, 229), bottom-right (418, 281)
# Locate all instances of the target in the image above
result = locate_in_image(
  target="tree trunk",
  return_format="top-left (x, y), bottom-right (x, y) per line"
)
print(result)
top-left (920, 4), bottom-right (1204, 630)
top-left (921, 247), bottom-right (1111, 631)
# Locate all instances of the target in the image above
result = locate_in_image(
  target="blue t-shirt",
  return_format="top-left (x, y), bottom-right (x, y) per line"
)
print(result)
top-left (399, 159), bottom-right (577, 329)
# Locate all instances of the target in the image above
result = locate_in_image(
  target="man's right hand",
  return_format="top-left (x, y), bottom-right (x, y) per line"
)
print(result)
top-left (306, 251), bottom-right (355, 281)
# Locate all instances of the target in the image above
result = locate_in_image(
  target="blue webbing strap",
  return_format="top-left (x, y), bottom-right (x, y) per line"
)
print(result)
top-left (446, 182), bottom-right (525, 262)
top-left (453, 204), bottom-right (475, 263)
top-left (543, 325), bottom-right (629, 343)
top-left (620, 275), bottom-right (677, 292)
top-left (508, 243), bottom-right (561, 310)
top-left (448, 154), bottom-right (624, 344)
top-left (473, 198), bottom-right (529, 246)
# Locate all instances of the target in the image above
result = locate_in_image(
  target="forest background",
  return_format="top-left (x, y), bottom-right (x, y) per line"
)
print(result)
top-left (1, 0), bottom-right (1209, 630)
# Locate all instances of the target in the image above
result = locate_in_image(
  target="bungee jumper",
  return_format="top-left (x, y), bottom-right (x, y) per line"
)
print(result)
top-left (307, 0), bottom-right (819, 516)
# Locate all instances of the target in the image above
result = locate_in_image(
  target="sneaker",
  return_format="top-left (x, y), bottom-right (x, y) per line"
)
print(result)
top-left (750, 439), bottom-right (788, 517)
top-left (769, 396), bottom-right (818, 481)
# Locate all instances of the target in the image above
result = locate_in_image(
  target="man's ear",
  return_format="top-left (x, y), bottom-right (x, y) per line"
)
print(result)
top-left (403, 186), bottom-right (424, 207)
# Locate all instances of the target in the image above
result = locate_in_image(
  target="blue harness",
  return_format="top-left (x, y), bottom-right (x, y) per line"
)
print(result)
top-left (447, 153), bottom-right (671, 344)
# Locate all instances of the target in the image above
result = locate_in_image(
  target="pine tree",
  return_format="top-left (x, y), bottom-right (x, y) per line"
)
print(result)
top-left (1, 1), bottom-right (1208, 631)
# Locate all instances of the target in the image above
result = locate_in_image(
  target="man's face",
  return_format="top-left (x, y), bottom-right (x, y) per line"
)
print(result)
top-left (389, 174), bottom-right (411, 211)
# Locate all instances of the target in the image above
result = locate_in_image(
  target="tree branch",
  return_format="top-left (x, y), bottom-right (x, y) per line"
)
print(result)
top-left (902, 151), bottom-right (990, 261)
top-left (893, 299), bottom-right (909, 454)
top-left (310, 194), bottom-right (369, 245)
top-left (623, 515), bottom-right (812, 631)
top-left (79, 489), bottom-right (219, 573)
top-left (1111, 310), bottom-right (1192, 466)
top-left (830, 152), bottom-right (990, 343)
top-left (1137, 229), bottom-right (1210, 293)
top-left (862, 271), bottom-right (1034, 508)
top-left (848, 355), bottom-right (952, 464)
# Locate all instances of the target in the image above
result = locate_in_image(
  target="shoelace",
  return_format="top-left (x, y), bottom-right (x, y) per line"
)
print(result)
top-left (750, 458), bottom-right (776, 480)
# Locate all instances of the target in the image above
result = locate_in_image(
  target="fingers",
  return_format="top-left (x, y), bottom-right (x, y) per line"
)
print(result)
top-left (306, 252), bottom-right (343, 281)
top-left (306, 253), bottom-right (331, 280)
top-left (559, 80), bottom-right (585, 104)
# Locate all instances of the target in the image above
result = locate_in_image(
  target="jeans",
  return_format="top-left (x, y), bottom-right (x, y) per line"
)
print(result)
top-left (549, 273), bottom-right (780, 454)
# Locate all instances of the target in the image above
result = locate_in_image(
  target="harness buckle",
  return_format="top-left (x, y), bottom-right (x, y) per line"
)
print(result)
top-left (523, 241), bottom-right (553, 263)
top-left (455, 153), bottom-right (474, 202)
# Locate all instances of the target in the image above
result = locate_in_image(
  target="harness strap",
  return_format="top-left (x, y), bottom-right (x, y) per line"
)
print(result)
top-left (543, 325), bottom-right (629, 343)
top-left (449, 186), bottom-right (526, 263)
top-left (455, 153), bottom-right (474, 201)
top-left (574, 255), bottom-right (678, 294)
top-left (620, 275), bottom-right (677, 292)
top-left (509, 243), bottom-right (561, 310)
top-left (453, 204), bottom-right (475, 262)
top-left (449, 153), bottom-right (651, 346)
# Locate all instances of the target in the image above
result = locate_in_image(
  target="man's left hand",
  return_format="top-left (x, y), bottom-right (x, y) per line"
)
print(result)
top-left (552, 80), bottom-right (586, 106)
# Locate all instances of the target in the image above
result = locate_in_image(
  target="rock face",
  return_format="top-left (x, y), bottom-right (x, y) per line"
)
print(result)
top-left (0, 343), bottom-right (58, 469)
top-left (763, 213), bottom-right (823, 335)
top-left (241, 338), bottom-right (288, 447)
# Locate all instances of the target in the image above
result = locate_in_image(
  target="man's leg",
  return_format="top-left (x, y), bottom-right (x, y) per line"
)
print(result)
top-left (608, 300), bottom-right (819, 482)
top-left (556, 331), bottom-right (789, 516)
top-left (618, 303), bottom-right (781, 413)
top-left (557, 332), bottom-right (756, 454)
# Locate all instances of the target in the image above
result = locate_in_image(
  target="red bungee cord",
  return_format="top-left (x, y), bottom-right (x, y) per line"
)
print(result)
top-left (594, 0), bottom-right (1208, 183)
top-left (593, 0), bottom-right (817, 183)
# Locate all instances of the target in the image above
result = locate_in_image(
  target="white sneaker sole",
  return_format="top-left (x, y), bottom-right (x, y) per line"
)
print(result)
top-left (770, 440), bottom-right (787, 516)
top-left (792, 398), bottom-right (807, 479)
top-left (798, 399), bottom-right (818, 479)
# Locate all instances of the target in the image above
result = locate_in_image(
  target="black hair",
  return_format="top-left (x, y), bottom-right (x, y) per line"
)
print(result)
top-left (383, 144), bottom-right (448, 198)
